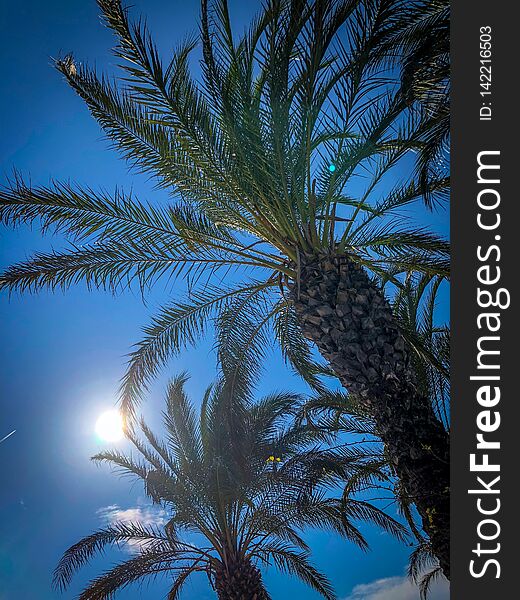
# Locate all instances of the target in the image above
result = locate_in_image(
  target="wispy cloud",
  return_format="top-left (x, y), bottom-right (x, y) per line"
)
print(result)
top-left (96, 503), bottom-right (168, 553)
top-left (343, 574), bottom-right (449, 600)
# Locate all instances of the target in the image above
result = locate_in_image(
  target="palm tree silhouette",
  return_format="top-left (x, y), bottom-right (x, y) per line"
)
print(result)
top-left (54, 369), bottom-right (405, 599)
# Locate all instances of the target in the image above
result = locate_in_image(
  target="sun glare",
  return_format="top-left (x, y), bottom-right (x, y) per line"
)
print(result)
top-left (95, 409), bottom-right (124, 442)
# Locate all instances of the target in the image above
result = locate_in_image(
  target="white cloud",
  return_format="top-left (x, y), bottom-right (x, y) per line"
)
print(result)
top-left (343, 575), bottom-right (449, 600)
top-left (96, 503), bottom-right (168, 553)
top-left (97, 504), bottom-right (168, 527)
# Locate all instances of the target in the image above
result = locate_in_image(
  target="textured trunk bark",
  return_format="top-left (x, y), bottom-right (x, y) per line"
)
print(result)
top-left (290, 252), bottom-right (450, 579)
top-left (214, 556), bottom-right (269, 600)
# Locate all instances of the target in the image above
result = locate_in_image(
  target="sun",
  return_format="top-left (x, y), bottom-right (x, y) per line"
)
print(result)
top-left (95, 409), bottom-right (124, 442)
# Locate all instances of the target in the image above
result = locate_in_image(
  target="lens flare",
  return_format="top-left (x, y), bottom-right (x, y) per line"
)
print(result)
top-left (95, 410), bottom-right (123, 442)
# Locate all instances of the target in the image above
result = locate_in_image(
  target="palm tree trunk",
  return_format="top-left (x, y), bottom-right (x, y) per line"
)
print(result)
top-left (214, 557), bottom-right (269, 600)
top-left (290, 252), bottom-right (450, 578)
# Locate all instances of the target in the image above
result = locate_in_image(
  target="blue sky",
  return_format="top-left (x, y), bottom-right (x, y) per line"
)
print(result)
top-left (0, 1), bottom-right (449, 599)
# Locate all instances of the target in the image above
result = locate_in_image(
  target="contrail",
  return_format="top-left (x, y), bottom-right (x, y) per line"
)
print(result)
top-left (0, 430), bottom-right (16, 444)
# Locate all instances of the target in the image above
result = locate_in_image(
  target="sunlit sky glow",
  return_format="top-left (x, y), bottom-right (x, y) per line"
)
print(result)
top-left (95, 410), bottom-right (124, 443)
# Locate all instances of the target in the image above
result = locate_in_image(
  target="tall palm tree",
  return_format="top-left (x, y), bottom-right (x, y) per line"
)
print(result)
top-left (53, 370), bottom-right (406, 599)
top-left (300, 272), bottom-right (450, 594)
top-left (0, 0), bottom-right (450, 575)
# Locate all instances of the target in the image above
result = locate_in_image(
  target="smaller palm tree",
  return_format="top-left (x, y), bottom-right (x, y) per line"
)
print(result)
top-left (54, 369), bottom-right (406, 600)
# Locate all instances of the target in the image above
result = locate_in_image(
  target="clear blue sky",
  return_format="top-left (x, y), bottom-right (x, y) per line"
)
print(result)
top-left (0, 2), bottom-right (449, 599)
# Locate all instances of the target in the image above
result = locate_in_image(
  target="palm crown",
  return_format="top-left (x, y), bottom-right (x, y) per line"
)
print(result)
top-left (53, 370), bottom-right (406, 599)
top-left (0, 0), bottom-right (448, 410)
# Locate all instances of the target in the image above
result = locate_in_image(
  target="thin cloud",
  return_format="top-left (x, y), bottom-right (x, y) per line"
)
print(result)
top-left (343, 575), bottom-right (449, 600)
top-left (97, 503), bottom-right (168, 553)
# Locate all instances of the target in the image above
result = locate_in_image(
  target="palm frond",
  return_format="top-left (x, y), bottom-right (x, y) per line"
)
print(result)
top-left (261, 543), bottom-right (336, 600)
top-left (120, 279), bottom-right (275, 414)
top-left (163, 373), bottom-right (203, 465)
top-left (53, 522), bottom-right (173, 591)
top-left (419, 566), bottom-right (444, 599)
top-left (76, 551), bottom-right (178, 600)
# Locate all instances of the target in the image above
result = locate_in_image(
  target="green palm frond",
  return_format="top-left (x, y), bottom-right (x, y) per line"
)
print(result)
top-left (376, 0), bottom-right (449, 206)
top-left (76, 552), bottom-right (180, 600)
top-left (56, 57), bottom-right (191, 192)
top-left (408, 541), bottom-right (436, 582)
top-left (215, 282), bottom-right (276, 392)
top-left (167, 565), bottom-right (206, 600)
top-left (343, 498), bottom-right (407, 541)
top-left (91, 449), bottom-right (150, 480)
top-left (53, 522), bottom-right (175, 592)
top-left (163, 374), bottom-right (203, 465)
top-left (0, 175), bottom-right (175, 240)
top-left (259, 543), bottom-right (337, 600)
top-left (408, 540), bottom-right (444, 599)
top-left (392, 272), bottom-right (450, 429)
top-left (273, 301), bottom-right (334, 391)
top-left (419, 566), bottom-right (444, 599)
top-left (0, 241), bottom-right (171, 295)
top-left (120, 279), bottom-right (276, 413)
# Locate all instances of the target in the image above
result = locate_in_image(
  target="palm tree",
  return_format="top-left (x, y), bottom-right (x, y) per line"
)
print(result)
top-left (0, 0), bottom-right (450, 575)
top-left (300, 272), bottom-right (450, 593)
top-left (53, 370), bottom-right (406, 599)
